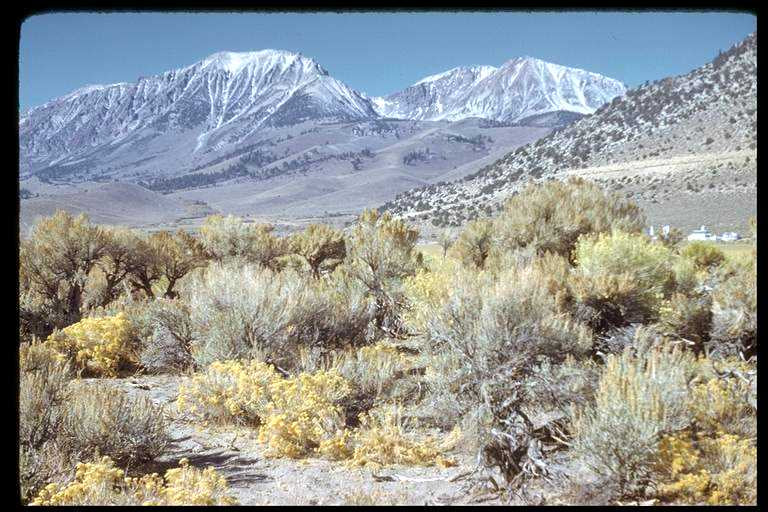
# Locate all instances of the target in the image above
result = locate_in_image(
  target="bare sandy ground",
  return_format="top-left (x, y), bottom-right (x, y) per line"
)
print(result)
top-left (99, 375), bottom-right (507, 506)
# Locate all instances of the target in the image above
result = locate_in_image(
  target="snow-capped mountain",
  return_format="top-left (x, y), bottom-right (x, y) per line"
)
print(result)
top-left (372, 57), bottom-right (626, 124)
top-left (382, 33), bottom-right (757, 233)
top-left (20, 50), bottom-right (378, 173)
top-left (19, 49), bottom-right (626, 199)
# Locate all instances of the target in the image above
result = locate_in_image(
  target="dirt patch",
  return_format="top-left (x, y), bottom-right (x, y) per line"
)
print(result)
top-left (103, 375), bottom-right (502, 506)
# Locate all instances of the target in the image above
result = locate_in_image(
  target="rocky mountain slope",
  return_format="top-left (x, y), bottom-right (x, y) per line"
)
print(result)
top-left (19, 50), bottom-right (625, 228)
top-left (383, 33), bottom-right (757, 234)
top-left (372, 57), bottom-right (626, 125)
top-left (19, 51), bottom-right (623, 189)
top-left (20, 50), bottom-right (378, 179)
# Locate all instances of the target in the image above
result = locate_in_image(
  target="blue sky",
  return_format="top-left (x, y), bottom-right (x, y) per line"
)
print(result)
top-left (19, 11), bottom-right (756, 112)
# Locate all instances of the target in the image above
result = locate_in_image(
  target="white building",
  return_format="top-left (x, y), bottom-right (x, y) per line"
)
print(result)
top-left (687, 225), bottom-right (716, 241)
top-left (719, 231), bottom-right (740, 242)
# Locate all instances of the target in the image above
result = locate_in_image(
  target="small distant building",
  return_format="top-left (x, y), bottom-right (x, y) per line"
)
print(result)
top-left (688, 225), bottom-right (716, 241)
top-left (719, 231), bottom-right (740, 242)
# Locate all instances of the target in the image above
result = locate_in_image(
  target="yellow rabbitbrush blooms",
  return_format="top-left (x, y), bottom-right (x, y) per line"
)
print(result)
top-left (176, 363), bottom-right (461, 468)
top-left (402, 260), bottom-right (455, 331)
top-left (656, 432), bottom-right (756, 505)
top-left (689, 372), bottom-right (755, 436)
top-left (31, 456), bottom-right (237, 506)
top-left (349, 407), bottom-right (461, 468)
top-left (45, 313), bottom-right (134, 377)
top-left (162, 458), bottom-right (238, 505)
top-left (177, 359), bottom-right (279, 425)
top-left (258, 370), bottom-right (351, 458)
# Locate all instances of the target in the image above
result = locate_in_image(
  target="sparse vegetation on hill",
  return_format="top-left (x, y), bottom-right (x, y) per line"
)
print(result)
top-left (18, 174), bottom-right (756, 504)
top-left (384, 33), bottom-right (756, 231)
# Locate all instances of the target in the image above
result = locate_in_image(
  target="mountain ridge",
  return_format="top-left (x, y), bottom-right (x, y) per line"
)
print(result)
top-left (381, 32), bottom-right (757, 233)
top-left (371, 56), bottom-right (626, 123)
top-left (20, 49), bottom-right (626, 182)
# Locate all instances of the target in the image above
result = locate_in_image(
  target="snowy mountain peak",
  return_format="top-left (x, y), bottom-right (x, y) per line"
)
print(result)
top-left (374, 56), bottom-right (626, 123)
top-left (199, 49), bottom-right (327, 76)
top-left (19, 49), bottom-right (378, 171)
top-left (413, 65), bottom-right (497, 86)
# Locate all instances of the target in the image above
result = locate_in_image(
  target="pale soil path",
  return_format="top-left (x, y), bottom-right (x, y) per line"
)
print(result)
top-left (102, 375), bottom-right (505, 506)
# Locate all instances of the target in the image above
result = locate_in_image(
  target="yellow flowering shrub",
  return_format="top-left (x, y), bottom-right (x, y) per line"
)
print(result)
top-left (45, 313), bottom-right (135, 377)
top-left (258, 370), bottom-right (351, 458)
top-left (656, 432), bottom-right (756, 505)
top-left (349, 407), bottom-right (460, 468)
top-left (176, 363), bottom-right (460, 468)
top-left (31, 456), bottom-right (237, 506)
top-left (177, 359), bottom-right (279, 425)
top-left (652, 366), bottom-right (756, 505)
top-left (162, 457), bottom-right (238, 505)
top-left (690, 377), bottom-right (754, 436)
top-left (402, 259), bottom-right (455, 331)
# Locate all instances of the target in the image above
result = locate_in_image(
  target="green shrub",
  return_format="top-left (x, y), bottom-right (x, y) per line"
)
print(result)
top-left (423, 262), bottom-right (592, 436)
top-left (85, 227), bottom-right (146, 309)
top-left (344, 209), bottom-right (423, 336)
top-left (20, 211), bottom-right (109, 338)
top-left (19, 342), bottom-right (72, 501)
top-left (137, 299), bottom-right (195, 374)
top-left (199, 214), bottom-right (287, 270)
top-left (709, 258), bottom-right (756, 358)
top-left (658, 292), bottom-right (712, 348)
top-left (681, 242), bottom-right (726, 271)
top-left (184, 263), bottom-right (374, 369)
top-left (571, 342), bottom-right (698, 498)
top-left (570, 231), bottom-right (675, 330)
top-left (493, 178), bottom-right (645, 261)
top-left (185, 263), bottom-right (307, 367)
top-left (288, 224), bottom-right (346, 278)
top-left (58, 383), bottom-right (169, 468)
top-left (569, 272), bottom-right (651, 334)
top-left (449, 218), bottom-right (494, 269)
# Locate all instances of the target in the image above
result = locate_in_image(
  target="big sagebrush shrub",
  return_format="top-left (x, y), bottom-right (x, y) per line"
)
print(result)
top-left (289, 223), bottom-right (346, 278)
top-left (136, 299), bottom-right (195, 374)
top-left (423, 262), bottom-right (592, 433)
top-left (492, 178), bottom-right (645, 261)
top-left (681, 242), bottom-right (726, 271)
top-left (19, 342), bottom-right (73, 502)
top-left (449, 218), bottom-right (494, 269)
top-left (184, 263), bottom-right (374, 368)
top-left (658, 292), bottom-right (713, 348)
top-left (571, 343), bottom-right (698, 498)
top-left (709, 258), bottom-right (756, 358)
top-left (20, 211), bottom-right (109, 338)
top-left (344, 209), bottom-right (423, 337)
top-left (58, 384), bottom-right (169, 468)
top-left (199, 214), bottom-right (287, 270)
top-left (570, 231), bottom-right (677, 331)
